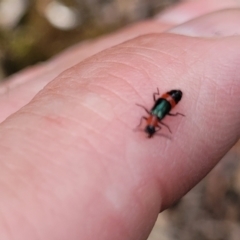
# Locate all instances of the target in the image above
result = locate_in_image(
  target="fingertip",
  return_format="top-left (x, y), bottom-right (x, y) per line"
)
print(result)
top-left (168, 9), bottom-right (240, 37)
top-left (156, 0), bottom-right (240, 25)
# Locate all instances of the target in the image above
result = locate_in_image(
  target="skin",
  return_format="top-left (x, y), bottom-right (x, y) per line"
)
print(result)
top-left (1, 0), bottom-right (240, 239)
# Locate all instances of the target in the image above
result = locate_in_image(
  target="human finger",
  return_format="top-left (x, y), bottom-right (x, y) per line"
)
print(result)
top-left (156, 0), bottom-right (240, 24)
top-left (1, 30), bottom-right (240, 239)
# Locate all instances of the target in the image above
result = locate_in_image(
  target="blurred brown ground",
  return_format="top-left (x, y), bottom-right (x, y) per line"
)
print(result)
top-left (0, 1), bottom-right (240, 240)
top-left (148, 141), bottom-right (240, 240)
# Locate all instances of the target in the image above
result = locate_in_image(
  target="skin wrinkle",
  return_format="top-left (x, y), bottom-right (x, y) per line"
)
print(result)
top-left (86, 87), bottom-right (145, 133)
top-left (75, 114), bottom-right (125, 145)
top-left (6, 116), bottom-right (86, 150)
top-left (125, 34), bottom-right (198, 57)
top-left (0, 130), bottom-right (66, 178)
top-left (113, 112), bottom-right (133, 130)
top-left (86, 82), bottom-right (129, 104)
top-left (89, 61), bottom-right (154, 99)
top-left (0, 134), bottom-right (42, 167)
top-left (32, 116), bottom-right (107, 156)
top-left (1, 113), bottom-right (103, 165)
top-left (87, 59), bottom-right (153, 86)
top-left (51, 41), bottom-right (191, 105)
top-left (117, 51), bottom-right (170, 74)
top-left (117, 45), bottom-right (183, 62)
top-left (19, 104), bottom-right (130, 164)
top-left (60, 113), bottom-right (117, 150)
top-left (62, 65), bottom-right (127, 87)
top-left (42, 70), bottom-right (81, 90)
top-left (90, 75), bottom-right (130, 104)
top-left (105, 72), bottom-right (144, 102)
top-left (99, 50), bottom-right (174, 77)
top-left (37, 90), bottom-right (112, 122)
top-left (4, 115), bottom-right (70, 146)
top-left (105, 39), bottom-right (215, 90)
top-left (71, 64), bottom-right (117, 80)
top-left (79, 61), bottom-right (156, 105)
top-left (3, 125), bottom-right (77, 162)
top-left (86, 135), bottom-right (122, 163)
top-left (3, 148), bottom-right (50, 180)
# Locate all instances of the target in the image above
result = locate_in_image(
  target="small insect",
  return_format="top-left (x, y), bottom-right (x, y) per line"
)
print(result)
top-left (136, 89), bottom-right (184, 138)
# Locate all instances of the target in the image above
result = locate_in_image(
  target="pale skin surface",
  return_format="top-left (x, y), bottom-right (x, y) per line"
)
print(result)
top-left (1, 0), bottom-right (240, 239)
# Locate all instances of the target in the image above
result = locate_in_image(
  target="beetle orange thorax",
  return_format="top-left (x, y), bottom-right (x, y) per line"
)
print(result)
top-left (147, 115), bottom-right (159, 127)
top-left (161, 93), bottom-right (176, 108)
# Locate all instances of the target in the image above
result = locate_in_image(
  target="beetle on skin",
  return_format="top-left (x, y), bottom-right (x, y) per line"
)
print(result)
top-left (136, 89), bottom-right (184, 138)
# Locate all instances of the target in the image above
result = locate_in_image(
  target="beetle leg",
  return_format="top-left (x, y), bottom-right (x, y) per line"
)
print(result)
top-left (158, 121), bottom-right (172, 133)
top-left (136, 104), bottom-right (151, 114)
top-left (135, 116), bottom-right (147, 129)
top-left (168, 112), bottom-right (185, 117)
top-left (155, 125), bottom-right (162, 132)
top-left (153, 88), bottom-right (160, 102)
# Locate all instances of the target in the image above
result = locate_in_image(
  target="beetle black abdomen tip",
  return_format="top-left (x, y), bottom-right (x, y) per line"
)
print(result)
top-left (168, 90), bottom-right (183, 103)
top-left (145, 125), bottom-right (155, 138)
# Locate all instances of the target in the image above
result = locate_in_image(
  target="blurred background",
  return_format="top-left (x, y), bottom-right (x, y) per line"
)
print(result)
top-left (0, 1), bottom-right (240, 240)
top-left (0, 0), bottom-right (178, 79)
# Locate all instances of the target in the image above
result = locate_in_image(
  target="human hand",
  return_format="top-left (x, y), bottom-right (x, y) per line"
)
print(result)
top-left (1, 0), bottom-right (240, 239)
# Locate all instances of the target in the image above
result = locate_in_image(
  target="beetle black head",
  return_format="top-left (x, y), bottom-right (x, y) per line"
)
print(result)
top-left (145, 125), bottom-right (156, 138)
top-left (167, 90), bottom-right (182, 103)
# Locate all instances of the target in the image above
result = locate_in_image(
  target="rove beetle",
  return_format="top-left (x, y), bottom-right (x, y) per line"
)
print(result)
top-left (136, 89), bottom-right (184, 138)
